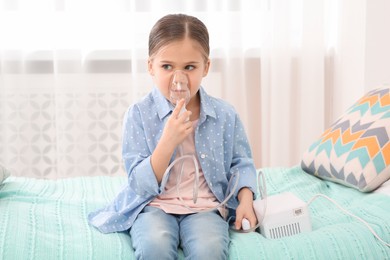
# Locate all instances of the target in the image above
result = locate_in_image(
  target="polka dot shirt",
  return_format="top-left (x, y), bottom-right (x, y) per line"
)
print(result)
top-left (88, 86), bottom-right (257, 234)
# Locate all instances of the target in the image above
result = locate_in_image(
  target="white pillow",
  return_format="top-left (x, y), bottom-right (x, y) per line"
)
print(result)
top-left (0, 163), bottom-right (11, 185)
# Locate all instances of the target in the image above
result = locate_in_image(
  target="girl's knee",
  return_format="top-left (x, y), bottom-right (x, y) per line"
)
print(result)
top-left (185, 233), bottom-right (229, 260)
top-left (132, 231), bottom-right (179, 260)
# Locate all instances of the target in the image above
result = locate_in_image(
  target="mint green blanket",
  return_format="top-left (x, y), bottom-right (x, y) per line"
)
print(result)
top-left (0, 166), bottom-right (389, 259)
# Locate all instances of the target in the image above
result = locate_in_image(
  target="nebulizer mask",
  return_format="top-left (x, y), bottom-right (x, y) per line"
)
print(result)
top-left (169, 70), bottom-right (191, 117)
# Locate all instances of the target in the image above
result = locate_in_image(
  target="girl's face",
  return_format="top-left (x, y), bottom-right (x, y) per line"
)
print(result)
top-left (148, 37), bottom-right (210, 108)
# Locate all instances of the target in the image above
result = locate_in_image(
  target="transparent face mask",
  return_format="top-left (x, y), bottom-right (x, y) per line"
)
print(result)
top-left (169, 70), bottom-right (191, 107)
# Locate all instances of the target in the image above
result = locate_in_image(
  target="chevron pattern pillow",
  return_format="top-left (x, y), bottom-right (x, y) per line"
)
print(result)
top-left (301, 87), bottom-right (390, 192)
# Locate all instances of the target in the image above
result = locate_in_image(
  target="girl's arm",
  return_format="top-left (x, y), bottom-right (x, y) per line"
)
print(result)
top-left (151, 99), bottom-right (193, 183)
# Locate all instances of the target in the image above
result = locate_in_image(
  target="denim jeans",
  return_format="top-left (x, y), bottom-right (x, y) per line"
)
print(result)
top-left (129, 206), bottom-right (229, 260)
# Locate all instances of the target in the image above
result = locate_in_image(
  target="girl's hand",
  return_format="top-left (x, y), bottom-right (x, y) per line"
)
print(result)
top-left (150, 99), bottom-right (193, 183)
top-left (235, 188), bottom-right (257, 230)
top-left (161, 99), bottom-right (193, 149)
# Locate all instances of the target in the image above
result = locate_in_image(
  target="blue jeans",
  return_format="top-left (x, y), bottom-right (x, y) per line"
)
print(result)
top-left (129, 206), bottom-right (229, 260)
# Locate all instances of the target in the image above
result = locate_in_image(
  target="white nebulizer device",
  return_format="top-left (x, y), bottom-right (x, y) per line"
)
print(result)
top-left (253, 191), bottom-right (312, 238)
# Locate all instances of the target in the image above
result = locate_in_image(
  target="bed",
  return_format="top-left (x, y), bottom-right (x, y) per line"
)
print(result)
top-left (1, 87), bottom-right (390, 259)
top-left (1, 166), bottom-right (389, 260)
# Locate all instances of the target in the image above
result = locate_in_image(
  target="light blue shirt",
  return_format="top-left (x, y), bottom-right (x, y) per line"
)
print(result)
top-left (88, 86), bottom-right (257, 233)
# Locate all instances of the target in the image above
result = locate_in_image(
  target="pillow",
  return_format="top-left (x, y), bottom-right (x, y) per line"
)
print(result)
top-left (0, 163), bottom-right (11, 185)
top-left (301, 87), bottom-right (390, 192)
top-left (374, 178), bottom-right (390, 195)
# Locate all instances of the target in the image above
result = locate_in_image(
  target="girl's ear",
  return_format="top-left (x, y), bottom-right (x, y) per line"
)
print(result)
top-left (148, 59), bottom-right (154, 76)
top-left (203, 59), bottom-right (211, 77)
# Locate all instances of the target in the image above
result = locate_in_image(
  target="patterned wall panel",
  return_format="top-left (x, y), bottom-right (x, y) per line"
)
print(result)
top-left (0, 79), bottom-right (133, 178)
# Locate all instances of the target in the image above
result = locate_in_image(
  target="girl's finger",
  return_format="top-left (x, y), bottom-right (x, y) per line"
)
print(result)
top-left (172, 99), bottom-right (185, 118)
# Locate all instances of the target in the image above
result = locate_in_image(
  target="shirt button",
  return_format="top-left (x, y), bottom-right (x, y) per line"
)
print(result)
top-left (200, 154), bottom-right (206, 159)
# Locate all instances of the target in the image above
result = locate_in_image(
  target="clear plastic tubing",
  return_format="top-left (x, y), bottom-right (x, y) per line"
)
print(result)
top-left (162, 70), bottom-right (239, 210)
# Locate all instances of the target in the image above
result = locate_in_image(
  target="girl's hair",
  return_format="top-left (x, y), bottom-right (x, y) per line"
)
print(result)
top-left (148, 14), bottom-right (210, 62)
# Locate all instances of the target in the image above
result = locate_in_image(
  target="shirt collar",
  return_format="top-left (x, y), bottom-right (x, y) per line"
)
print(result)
top-left (198, 87), bottom-right (217, 123)
top-left (152, 87), bottom-right (173, 120)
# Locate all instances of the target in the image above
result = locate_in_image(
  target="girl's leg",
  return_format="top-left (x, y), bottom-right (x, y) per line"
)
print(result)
top-left (179, 211), bottom-right (229, 260)
top-left (130, 206), bottom-right (180, 260)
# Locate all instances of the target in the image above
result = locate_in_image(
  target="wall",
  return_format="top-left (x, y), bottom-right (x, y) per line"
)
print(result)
top-left (331, 0), bottom-right (366, 121)
top-left (365, 0), bottom-right (390, 90)
top-left (330, 0), bottom-right (390, 122)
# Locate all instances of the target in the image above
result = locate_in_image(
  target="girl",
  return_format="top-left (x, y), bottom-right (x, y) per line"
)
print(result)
top-left (89, 14), bottom-right (257, 259)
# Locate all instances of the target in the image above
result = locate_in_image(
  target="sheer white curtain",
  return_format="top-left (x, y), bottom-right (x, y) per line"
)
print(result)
top-left (0, 0), bottom-right (386, 178)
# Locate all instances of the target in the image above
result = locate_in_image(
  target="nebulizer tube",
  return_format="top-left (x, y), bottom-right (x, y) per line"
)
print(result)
top-left (168, 70), bottom-right (199, 204)
top-left (161, 70), bottom-right (241, 221)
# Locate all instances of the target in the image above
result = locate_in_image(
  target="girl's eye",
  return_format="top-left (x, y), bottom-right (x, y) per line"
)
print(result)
top-left (162, 64), bottom-right (172, 70)
top-left (185, 65), bottom-right (195, 71)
